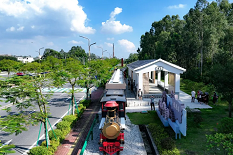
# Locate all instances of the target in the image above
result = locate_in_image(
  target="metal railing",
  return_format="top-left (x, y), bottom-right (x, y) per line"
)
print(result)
top-left (80, 114), bottom-right (99, 155)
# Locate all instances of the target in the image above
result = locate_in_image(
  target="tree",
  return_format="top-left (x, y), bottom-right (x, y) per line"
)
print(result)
top-left (0, 59), bottom-right (21, 77)
top-left (211, 60), bottom-right (233, 117)
top-left (67, 46), bottom-right (87, 59)
top-left (125, 53), bottom-right (138, 64)
top-left (54, 58), bottom-right (84, 115)
top-left (0, 62), bottom-right (56, 146)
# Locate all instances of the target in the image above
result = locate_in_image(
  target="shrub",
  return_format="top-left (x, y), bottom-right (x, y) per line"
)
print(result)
top-left (62, 115), bottom-right (77, 127)
top-left (148, 123), bottom-right (169, 152)
top-left (217, 117), bottom-right (233, 134)
top-left (48, 139), bottom-right (60, 153)
top-left (161, 148), bottom-right (180, 155)
top-left (48, 129), bottom-right (64, 141)
top-left (193, 113), bottom-right (203, 127)
top-left (80, 99), bottom-right (91, 107)
top-left (62, 115), bottom-right (77, 122)
top-left (28, 146), bottom-right (52, 155)
top-left (161, 137), bottom-right (176, 150)
top-left (56, 121), bottom-right (71, 132)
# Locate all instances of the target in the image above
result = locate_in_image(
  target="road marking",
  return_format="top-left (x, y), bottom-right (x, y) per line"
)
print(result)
top-left (22, 95), bottom-right (85, 155)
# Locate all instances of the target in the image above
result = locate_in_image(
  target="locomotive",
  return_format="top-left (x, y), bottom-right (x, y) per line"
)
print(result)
top-left (99, 69), bottom-right (126, 155)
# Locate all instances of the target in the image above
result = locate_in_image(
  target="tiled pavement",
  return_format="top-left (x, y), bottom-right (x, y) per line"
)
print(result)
top-left (54, 87), bottom-right (104, 155)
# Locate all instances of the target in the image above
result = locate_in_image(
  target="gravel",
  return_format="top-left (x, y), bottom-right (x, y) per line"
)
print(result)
top-left (83, 114), bottom-right (147, 155)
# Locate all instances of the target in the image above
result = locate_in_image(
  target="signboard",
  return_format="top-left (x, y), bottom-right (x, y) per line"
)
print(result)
top-left (155, 66), bottom-right (163, 71)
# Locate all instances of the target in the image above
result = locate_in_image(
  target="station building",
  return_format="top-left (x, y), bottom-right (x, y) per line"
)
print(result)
top-left (127, 58), bottom-right (186, 98)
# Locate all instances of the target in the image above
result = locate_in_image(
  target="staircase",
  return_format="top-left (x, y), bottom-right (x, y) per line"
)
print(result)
top-left (126, 99), bottom-right (150, 107)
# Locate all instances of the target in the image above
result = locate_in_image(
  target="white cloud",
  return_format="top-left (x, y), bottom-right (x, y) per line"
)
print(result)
top-left (105, 42), bottom-right (113, 47)
top-left (101, 7), bottom-right (133, 34)
top-left (118, 39), bottom-right (136, 53)
top-left (0, 0), bottom-right (95, 36)
top-left (17, 26), bottom-right (24, 31)
top-left (6, 27), bottom-right (15, 32)
top-left (168, 4), bottom-right (186, 9)
top-left (107, 37), bottom-right (114, 41)
top-left (47, 42), bottom-right (54, 46)
top-left (68, 40), bottom-right (84, 44)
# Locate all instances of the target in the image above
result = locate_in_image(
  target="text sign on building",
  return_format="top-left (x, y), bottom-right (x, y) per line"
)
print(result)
top-left (155, 66), bottom-right (163, 71)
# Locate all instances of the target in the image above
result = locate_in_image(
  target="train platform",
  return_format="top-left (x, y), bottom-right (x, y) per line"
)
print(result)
top-left (125, 84), bottom-right (212, 112)
top-left (54, 87), bottom-right (104, 155)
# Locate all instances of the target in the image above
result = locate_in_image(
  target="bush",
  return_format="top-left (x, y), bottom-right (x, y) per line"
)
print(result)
top-left (62, 115), bottom-right (77, 122)
top-left (217, 117), bottom-right (233, 134)
top-left (28, 146), bottom-right (52, 155)
top-left (48, 139), bottom-right (60, 153)
top-left (148, 123), bottom-right (169, 152)
top-left (193, 114), bottom-right (203, 127)
top-left (79, 99), bottom-right (91, 107)
top-left (56, 121), bottom-right (71, 132)
top-left (161, 137), bottom-right (176, 150)
top-left (48, 129), bottom-right (64, 141)
top-left (161, 148), bottom-right (180, 155)
top-left (62, 115), bottom-right (77, 127)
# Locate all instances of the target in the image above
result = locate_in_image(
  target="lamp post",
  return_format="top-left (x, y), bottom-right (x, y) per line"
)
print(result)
top-left (80, 36), bottom-right (96, 61)
top-left (97, 46), bottom-right (107, 59)
top-left (36, 47), bottom-right (44, 63)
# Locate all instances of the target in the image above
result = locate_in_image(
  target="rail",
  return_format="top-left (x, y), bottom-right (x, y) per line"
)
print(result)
top-left (80, 114), bottom-right (99, 155)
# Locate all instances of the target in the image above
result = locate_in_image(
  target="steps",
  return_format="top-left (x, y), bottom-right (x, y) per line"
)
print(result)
top-left (126, 99), bottom-right (150, 107)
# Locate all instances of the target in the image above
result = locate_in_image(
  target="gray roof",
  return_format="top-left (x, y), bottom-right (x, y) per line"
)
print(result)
top-left (127, 59), bottom-right (156, 70)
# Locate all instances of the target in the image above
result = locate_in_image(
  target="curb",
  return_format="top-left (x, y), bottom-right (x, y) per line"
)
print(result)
top-left (145, 125), bottom-right (160, 155)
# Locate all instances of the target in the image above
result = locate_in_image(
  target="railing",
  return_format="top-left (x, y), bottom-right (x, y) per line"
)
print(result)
top-left (143, 94), bottom-right (162, 99)
top-left (80, 114), bottom-right (99, 155)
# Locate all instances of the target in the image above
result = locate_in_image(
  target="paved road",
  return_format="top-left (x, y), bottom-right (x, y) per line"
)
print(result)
top-left (0, 81), bottom-right (87, 155)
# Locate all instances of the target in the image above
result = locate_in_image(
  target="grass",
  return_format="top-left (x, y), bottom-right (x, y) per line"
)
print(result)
top-left (127, 111), bottom-right (161, 125)
top-left (127, 79), bottom-right (230, 155)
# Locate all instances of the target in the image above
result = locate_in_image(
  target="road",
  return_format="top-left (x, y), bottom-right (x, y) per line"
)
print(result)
top-left (0, 81), bottom-right (87, 155)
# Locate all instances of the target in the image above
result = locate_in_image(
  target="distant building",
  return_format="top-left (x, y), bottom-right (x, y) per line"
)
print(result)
top-left (17, 57), bottom-right (34, 63)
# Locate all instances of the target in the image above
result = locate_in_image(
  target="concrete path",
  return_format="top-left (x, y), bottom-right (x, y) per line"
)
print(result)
top-left (125, 88), bottom-right (212, 113)
top-left (179, 90), bottom-right (212, 109)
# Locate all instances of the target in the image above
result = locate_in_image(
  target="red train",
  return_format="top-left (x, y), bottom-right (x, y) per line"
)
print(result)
top-left (99, 69), bottom-right (126, 155)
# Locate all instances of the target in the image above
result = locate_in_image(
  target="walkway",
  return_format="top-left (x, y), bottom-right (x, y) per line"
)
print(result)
top-left (125, 86), bottom-right (212, 113)
top-left (54, 87), bottom-right (104, 155)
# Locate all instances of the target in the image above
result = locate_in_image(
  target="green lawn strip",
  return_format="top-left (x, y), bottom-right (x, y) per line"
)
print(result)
top-left (127, 79), bottom-right (229, 154)
top-left (127, 111), bottom-right (161, 125)
top-left (176, 104), bottom-right (228, 155)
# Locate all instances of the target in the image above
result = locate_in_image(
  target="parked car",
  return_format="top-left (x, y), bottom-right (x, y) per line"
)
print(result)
top-left (16, 72), bottom-right (24, 76)
top-left (40, 72), bottom-right (49, 74)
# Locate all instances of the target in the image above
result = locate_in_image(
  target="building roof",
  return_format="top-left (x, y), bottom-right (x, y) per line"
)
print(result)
top-left (127, 58), bottom-right (186, 72)
top-left (127, 59), bottom-right (156, 70)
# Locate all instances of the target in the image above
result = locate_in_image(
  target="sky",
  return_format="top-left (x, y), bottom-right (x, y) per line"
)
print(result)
top-left (0, 0), bottom-right (231, 59)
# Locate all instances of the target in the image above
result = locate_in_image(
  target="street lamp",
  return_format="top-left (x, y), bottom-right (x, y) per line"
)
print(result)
top-left (97, 46), bottom-right (107, 59)
top-left (36, 47), bottom-right (44, 63)
top-left (79, 36), bottom-right (96, 61)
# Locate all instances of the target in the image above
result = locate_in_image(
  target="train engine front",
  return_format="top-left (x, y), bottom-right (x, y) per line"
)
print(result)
top-left (99, 101), bottom-right (124, 155)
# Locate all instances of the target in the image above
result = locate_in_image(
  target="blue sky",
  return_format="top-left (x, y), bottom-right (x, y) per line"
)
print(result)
top-left (0, 0), bottom-right (230, 59)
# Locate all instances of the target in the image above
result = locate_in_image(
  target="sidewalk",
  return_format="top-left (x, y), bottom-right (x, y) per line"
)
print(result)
top-left (54, 87), bottom-right (104, 155)
top-left (125, 86), bottom-right (212, 113)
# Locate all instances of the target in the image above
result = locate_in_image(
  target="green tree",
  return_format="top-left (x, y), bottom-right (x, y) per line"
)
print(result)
top-left (0, 62), bottom-right (56, 146)
top-left (0, 59), bottom-right (21, 77)
top-left (54, 58), bottom-right (84, 115)
top-left (211, 60), bottom-right (233, 117)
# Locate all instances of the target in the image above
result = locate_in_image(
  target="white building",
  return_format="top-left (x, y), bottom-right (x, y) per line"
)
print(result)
top-left (17, 57), bottom-right (34, 63)
top-left (127, 58), bottom-right (186, 98)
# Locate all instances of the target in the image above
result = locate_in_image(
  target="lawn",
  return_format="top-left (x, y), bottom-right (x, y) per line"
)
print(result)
top-left (127, 79), bottom-right (230, 155)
